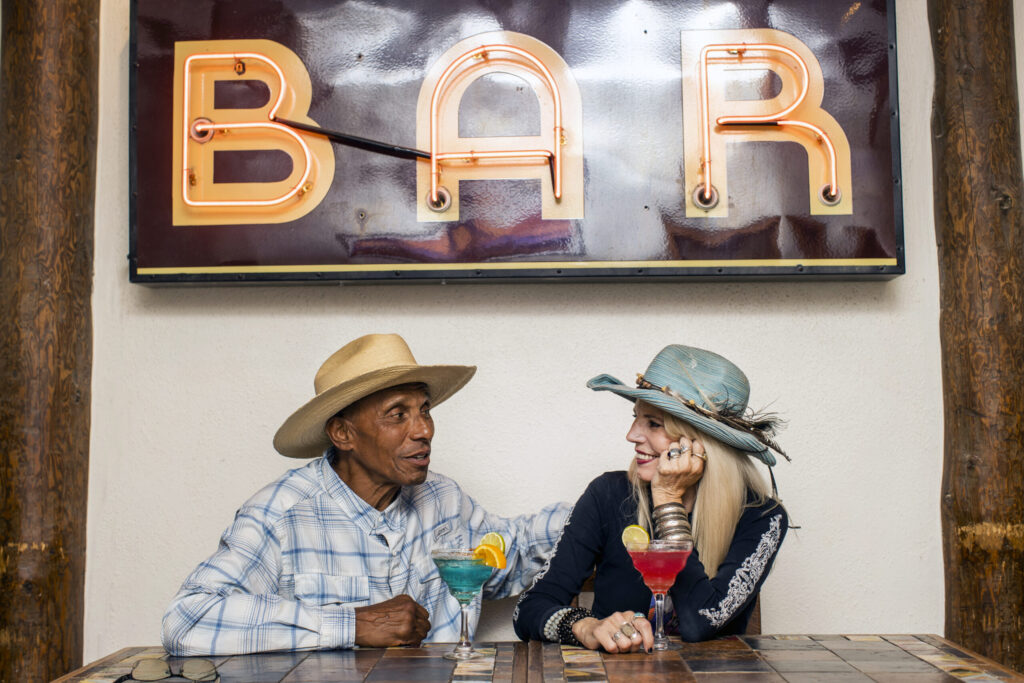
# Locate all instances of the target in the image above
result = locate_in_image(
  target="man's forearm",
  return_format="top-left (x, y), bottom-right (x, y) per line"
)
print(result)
top-left (485, 501), bottom-right (572, 598)
top-left (161, 589), bottom-right (356, 655)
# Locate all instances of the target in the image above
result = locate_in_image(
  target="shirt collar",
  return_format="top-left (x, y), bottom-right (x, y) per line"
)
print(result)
top-left (315, 451), bottom-right (409, 534)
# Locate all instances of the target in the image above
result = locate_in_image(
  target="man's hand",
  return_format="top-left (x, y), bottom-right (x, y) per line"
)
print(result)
top-left (354, 595), bottom-right (431, 647)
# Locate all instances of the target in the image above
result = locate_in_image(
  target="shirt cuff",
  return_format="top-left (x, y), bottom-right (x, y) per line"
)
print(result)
top-left (319, 604), bottom-right (356, 649)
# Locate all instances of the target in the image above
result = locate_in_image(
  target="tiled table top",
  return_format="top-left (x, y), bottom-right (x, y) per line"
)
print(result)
top-left (54, 635), bottom-right (1022, 682)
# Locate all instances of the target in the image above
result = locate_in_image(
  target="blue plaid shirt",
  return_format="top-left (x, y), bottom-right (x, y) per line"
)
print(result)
top-left (161, 454), bottom-right (570, 655)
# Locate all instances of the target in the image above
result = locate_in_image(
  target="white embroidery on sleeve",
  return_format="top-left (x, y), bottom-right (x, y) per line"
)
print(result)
top-left (698, 514), bottom-right (783, 628)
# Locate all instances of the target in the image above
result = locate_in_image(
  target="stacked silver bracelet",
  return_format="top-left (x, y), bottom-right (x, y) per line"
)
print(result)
top-left (653, 502), bottom-right (692, 541)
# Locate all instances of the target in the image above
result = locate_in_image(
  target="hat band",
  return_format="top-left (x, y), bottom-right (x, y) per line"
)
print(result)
top-left (635, 373), bottom-right (789, 462)
top-left (636, 372), bottom-right (738, 418)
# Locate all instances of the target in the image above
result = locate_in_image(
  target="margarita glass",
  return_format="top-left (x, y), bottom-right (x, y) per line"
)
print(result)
top-left (626, 538), bottom-right (693, 650)
top-left (431, 549), bottom-right (494, 660)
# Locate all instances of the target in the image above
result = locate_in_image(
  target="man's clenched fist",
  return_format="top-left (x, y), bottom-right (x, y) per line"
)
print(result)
top-left (354, 594), bottom-right (431, 647)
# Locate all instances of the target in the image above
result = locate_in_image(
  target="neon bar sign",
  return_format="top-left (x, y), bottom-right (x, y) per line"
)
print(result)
top-left (172, 28), bottom-right (851, 226)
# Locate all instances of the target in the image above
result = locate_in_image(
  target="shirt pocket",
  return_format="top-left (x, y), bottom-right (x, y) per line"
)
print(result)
top-left (293, 573), bottom-right (370, 607)
top-left (413, 556), bottom-right (443, 588)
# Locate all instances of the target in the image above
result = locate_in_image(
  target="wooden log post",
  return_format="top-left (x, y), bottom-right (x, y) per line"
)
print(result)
top-left (0, 0), bottom-right (98, 680)
top-left (929, 0), bottom-right (1024, 671)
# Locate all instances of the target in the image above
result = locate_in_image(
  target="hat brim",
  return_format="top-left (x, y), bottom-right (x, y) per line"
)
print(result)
top-left (587, 373), bottom-right (776, 466)
top-left (274, 364), bottom-right (476, 458)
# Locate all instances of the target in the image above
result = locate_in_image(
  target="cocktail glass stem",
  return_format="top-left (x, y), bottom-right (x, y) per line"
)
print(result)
top-left (446, 603), bottom-right (477, 660)
top-left (653, 592), bottom-right (669, 650)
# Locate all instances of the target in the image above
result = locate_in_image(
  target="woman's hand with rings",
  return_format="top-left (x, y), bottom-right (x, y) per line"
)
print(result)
top-left (652, 437), bottom-right (706, 503)
top-left (571, 611), bottom-right (652, 653)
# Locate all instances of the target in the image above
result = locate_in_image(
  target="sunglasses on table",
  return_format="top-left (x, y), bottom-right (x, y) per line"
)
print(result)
top-left (115, 657), bottom-right (219, 682)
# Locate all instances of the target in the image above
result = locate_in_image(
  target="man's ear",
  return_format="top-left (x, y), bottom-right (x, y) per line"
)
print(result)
top-left (325, 416), bottom-right (354, 450)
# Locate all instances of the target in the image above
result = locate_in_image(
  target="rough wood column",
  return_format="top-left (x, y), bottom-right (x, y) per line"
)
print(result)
top-left (0, 0), bottom-right (98, 680)
top-left (929, 0), bottom-right (1024, 671)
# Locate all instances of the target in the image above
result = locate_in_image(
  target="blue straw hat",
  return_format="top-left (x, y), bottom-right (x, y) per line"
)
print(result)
top-left (587, 344), bottom-right (786, 466)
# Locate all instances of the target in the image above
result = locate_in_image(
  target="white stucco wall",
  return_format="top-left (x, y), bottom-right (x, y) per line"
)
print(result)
top-left (85, 0), bottom-right (946, 661)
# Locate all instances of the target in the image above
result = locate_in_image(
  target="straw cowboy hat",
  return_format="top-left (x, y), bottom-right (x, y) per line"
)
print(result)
top-left (587, 344), bottom-right (787, 466)
top-left (274, 333), bottom-right (476, 458)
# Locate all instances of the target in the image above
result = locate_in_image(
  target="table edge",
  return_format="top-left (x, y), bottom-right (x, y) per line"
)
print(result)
top-left (50, 635), bottom-right (1024, 682)
top-left (51, 646), bottom-right (139, 683)
top-left (920, 634), bottom-right (1024, 679)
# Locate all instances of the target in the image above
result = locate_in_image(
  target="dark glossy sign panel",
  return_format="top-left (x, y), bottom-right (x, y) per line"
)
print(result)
top-left (129, 0), bottom-right (903, 284)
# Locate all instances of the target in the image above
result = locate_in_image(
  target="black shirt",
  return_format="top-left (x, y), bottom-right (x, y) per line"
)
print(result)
top-left (513, 471), bottom-right (788, 642)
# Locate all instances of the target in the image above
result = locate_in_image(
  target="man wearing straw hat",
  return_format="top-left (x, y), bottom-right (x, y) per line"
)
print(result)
top-left (161, 333), bottom-right (569, 655)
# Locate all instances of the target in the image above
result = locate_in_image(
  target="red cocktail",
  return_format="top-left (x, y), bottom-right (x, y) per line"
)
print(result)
top-left (626, 539), bottom-right (693, 650)
top-left (627, 546), bottom-right (692, 593)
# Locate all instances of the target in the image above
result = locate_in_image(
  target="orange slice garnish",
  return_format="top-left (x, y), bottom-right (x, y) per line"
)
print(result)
top-left (473, 542), bottom-right (507, 569)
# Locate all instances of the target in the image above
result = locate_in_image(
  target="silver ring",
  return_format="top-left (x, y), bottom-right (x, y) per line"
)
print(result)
top-left (667, 448), bottom-right (682, 459)
top-left (611, 630), bottom-right (624, 641)
top-left (619, 622), bottom-right (637, 638)
top-left (694, 452), bottom-right (707, 462)
top-left (632, 612), bottom-right (647, 621)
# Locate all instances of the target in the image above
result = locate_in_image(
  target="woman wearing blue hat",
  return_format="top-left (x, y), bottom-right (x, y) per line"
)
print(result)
top-left (513, 344), bottom-right (789, 652)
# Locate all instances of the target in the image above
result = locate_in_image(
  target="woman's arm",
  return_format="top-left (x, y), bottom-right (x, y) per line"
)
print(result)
top-left (511, 476), bottom-right (611, 642)
top-left (670, 502), bottom-right (788, 641)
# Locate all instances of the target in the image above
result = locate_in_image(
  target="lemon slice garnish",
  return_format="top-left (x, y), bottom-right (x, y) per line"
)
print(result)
top-left (480, 531), bottom-right (506, 554)
top-left (621, 524), bottom-right (650, 549)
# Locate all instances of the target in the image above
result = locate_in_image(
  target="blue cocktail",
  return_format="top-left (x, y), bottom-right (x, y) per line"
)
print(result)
top-left (431, 549), bottom-right (494, 660)
top-left (434, 555), bottom-right (493, 602)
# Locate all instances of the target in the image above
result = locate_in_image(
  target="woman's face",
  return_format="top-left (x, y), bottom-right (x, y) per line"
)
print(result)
top-left (626, 402), bottom-right (675, 482)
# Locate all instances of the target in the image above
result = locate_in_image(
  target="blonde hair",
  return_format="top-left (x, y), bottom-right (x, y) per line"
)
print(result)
top-left (629, 401), bottom-right (775, 577)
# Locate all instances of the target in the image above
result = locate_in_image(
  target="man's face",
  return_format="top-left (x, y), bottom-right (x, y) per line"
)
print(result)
top-left (332, 383), bottom-right (435, 491)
